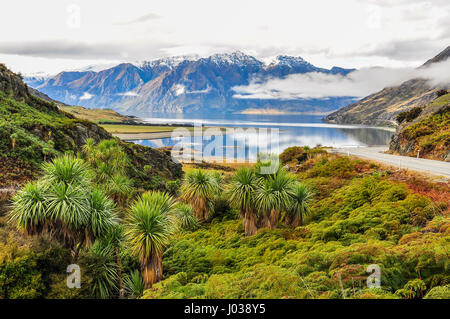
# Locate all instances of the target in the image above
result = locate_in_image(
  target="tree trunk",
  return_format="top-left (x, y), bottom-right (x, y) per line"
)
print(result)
top-left (259, 213), bottom-right (271, 229)
top-left (194, 197), bottom-right (207, 221)
top-left (142, 254), bottom-right (163, 289)
top-left (243, 208), bottom-right (258, 236)
top-left (292, 213), bottom-right (303, 228)
top-left (269, 208), bottom-right (280, 229)
top-left (284, 214), bottom-right (292, 226)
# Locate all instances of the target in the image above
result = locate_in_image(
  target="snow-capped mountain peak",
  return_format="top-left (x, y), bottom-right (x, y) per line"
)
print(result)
top-left (268, 55), bottom-right (309, 67)
top-left (134, 54), bottom-right (200, 70)
top-left (207, 51), bottom-right (263, 67)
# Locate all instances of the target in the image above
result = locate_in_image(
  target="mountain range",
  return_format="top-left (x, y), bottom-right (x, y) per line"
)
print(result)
top-left (325, 46), bottom-right (450, 126)
top-left (25, 52), bottom-right (355, 115)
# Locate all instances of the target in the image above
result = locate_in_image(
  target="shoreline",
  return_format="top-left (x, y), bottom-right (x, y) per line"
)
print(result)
top-left (112, 127), bottom-right (233, 140)
top-left (112, 131), bottom-right (175, 140)
top-left (237, 109), bottom-right (339, 116)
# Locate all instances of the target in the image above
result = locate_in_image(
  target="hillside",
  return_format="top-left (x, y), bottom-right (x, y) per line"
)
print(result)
top-left (0, 63), bottom-right (182, 188)
top-left (325, 46), bottom-right (450, 127)
top-left (26, 52), bottom-right (355, 115)
top-left (141, 152), bottom-right (450, 299)
top-left (2, 144), bottom-right (449, 299)
top-left (388, 92), bottom-right (450, 161)
top-left (59, 105), bottom-right (137, 124)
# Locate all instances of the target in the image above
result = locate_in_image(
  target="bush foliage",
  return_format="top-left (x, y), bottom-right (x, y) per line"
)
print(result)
top-left (142, 156), bottom-right (449, 299)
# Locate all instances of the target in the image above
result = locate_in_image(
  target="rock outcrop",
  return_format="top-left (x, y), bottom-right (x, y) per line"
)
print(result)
top-left (388, 92), bottom-right (450, 161)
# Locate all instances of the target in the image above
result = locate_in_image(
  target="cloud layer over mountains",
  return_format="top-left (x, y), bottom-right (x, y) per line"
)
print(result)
top-left (233, 59), bottom-right (450, 100)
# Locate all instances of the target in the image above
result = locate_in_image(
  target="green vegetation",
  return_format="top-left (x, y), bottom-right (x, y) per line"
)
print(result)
top-left (226, 167), bottom-right (260, 236)
top-left (0, 64), bottom-right (181, 299)
top-left (390, 92), bottom-right (450, 160)
top-left (1, 135), bottom-right (449, 299)
top-left (0, 90), bottom-right (82, 175)
top-left (181, 170), bottom-right (222, 221)
top-left (2, 139), bottom-right (188, 298)
top-left (9, 155), bottom-right (117, 257)
top-left (125, 192), bottom-right (178, 288)
top-left (396, 107), bottom-right (422, 124)
top-left (141, 152), bottom-right (449, 299)
top-left (0, 75), bottom-right (182, 188)
top-left (403, 98), bottom-right (449, 159)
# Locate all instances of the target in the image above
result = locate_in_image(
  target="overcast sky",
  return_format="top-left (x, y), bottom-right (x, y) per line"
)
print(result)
top-left (0, 0), bottom-right (449, 75)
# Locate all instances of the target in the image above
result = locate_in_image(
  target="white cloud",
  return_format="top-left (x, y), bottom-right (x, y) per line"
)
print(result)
top-left (80, 92), bottom-right (94, 100)
top-left (117, 91), bottom-right (139, 97)
top-left (173, 84), bottom-right (185, 96)
top-left (232, 59), bottom-right (450, 100)
top-left (0, 0), bottom-right (449, 74)
top-left (186, 87), bottom-right (211, 94)
top-left (114, 13), bottom-right (161, 26)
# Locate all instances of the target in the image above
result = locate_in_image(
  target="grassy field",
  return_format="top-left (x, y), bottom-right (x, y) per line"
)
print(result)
top-left (60, 106), bottom-right (134, 123)
top-left (100, 124), bottom-right (196, 134)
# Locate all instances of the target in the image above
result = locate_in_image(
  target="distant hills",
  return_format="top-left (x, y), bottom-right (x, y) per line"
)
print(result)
top-left (325, 46), bottom-right (450, 127)
top-left (25, 52), bottom-right (355, 115)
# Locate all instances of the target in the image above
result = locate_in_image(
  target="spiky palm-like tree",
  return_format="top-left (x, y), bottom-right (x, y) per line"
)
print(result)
top-left (88, 188), bottom-right (117, 240)
top-left (82, 139), bottom-right (133, 208)
top-left (9, 181), bottom-right (47, 235)
top-left (123, 270), bottom-right (145, 299)
top-left (10, 155), bottom-right (117, 259)
top-left (92, 222), bottom-right (126, 298)
top-left (287, 183), bottom-right (314, 227)
top-left (254, 170), bottom-right (295, 229)
top-left (106, 174), bottom-right (133, 206)
top-left (83, 139), bottom-right (129, 182)
top-left (181, 169), bottom-right (221, 221)
top-left (173, 203), bottom-right (199, 231)
top-left (44, 182), bottom-right (90, 250)
top-left (226, 167), bottom-right (260, 236)
top-left (41, 154), bottom-right (92, 188)
top-left (86, 239), bottom-right (119, 299)
top-left (124, 191), bottom-right (176, 288)
top-left (82, 138), bottom-right (97, 161)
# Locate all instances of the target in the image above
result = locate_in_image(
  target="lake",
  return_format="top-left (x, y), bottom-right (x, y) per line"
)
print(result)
top-left (130, 112), bottom-right (394, 162)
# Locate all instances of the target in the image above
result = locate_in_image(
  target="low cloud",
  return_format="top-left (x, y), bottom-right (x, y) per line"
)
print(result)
top-left (114, 13), bottom-right (162, 26)
top-left (0, 40), bottom-right (177, 60)
top-left (232, 59), bottom-right (450, 100)
top-left (354, 39), bottom-right (449, 62)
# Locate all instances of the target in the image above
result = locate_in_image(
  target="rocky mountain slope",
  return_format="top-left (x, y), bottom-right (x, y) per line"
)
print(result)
top-left (388, 91), bottom-right (450, 161)
top-left (26, 52), bottom-right (355, 115)
top-left (0, 63), bottom-right (182, 187)
top-left (325, 46), bottom-right (450, 127)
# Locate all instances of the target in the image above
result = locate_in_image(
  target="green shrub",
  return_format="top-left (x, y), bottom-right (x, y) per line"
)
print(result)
top-left (396, 107), bottom-right (422, 124)
top-left (424, 285), bottom-right (450, 299)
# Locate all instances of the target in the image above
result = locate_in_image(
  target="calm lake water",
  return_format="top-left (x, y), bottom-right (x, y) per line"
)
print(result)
top-left (130, 113), bottom-right (394, 162)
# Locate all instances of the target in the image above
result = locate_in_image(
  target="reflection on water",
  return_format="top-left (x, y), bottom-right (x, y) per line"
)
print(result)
top-left (130, 113), bottom-right (394, 161)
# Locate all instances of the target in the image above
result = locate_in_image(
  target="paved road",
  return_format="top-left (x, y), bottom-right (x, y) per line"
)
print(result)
top-left (330, 146), bottom-right (450, 179)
